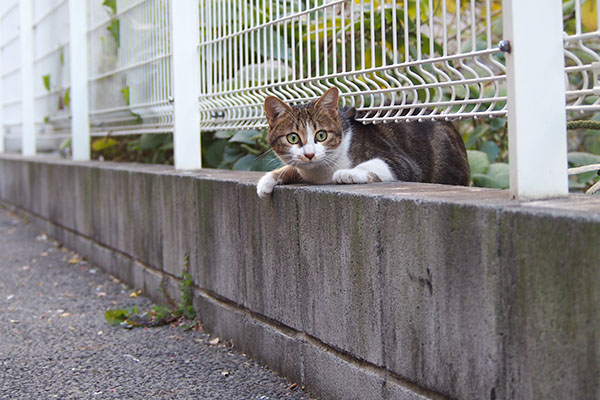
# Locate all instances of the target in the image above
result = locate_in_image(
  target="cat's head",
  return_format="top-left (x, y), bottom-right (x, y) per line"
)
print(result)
top-left (264, 87), bottom-right (344, 169)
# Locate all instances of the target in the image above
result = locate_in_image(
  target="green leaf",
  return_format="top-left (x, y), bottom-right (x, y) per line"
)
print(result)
top-left (104, 309), bottom-right (128, 327)
top-left (159, 142), bottom-right (174, 151)
top-left (251, 152), bottom-right (282, 171)
top-left (464, 125), bottom-right (489, 149)
top-left (563, 0), bottom-right (576, 15)
top-left (181, 305), bottom-right (196, 320)
top-left (214, 130), bottom-right (234, 139)
top-left (223, 145), bottom-right (244, 165)
top-left (479, 141), bottom-right (499, 163)
top-left (92, 137), bottom-right (119, 151)
top-left (569, 178), bottom-right (587, 190)
top-left (486, 163), bottom-right (510, 187)
top-left (232, 154), bottom-right (257, 170)
top-left (152, 305), bottom-right (172, 321)
top-left (121, 86), bottom-right (130, 106)
top-left (43, 116), bottom-right (50, 124)
top-left (107, 19), bottom-right (120, 48)
top-left (472, 163), bottom-right (509, 189)
top-left (489, 117), bottom-right (506, 131)
top-left (575, 170), bottom-right (599, 184)
top-left (138, 134), bottom-right (170, 151)
top-left (467, 150), bottom-right (490, 175)
top-left (472, 174), bottom-right (495, 188)
top-left (103, 0), bottom-right (117, 14)
top-left (42, 75), bottom-right (51, 92)
top-left (63, 88), bottom-right (70, 108)
top-left (204, 139), bottom-right (226, 168)
top-left (568, 151), bottom-right (600, 166)
top-left (229, 130), bottom-right (260, 145)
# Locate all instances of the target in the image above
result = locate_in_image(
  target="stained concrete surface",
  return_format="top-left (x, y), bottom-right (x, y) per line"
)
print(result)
top-left (0, 155), bottom-right (599, 400)
top-left (0, 206), bottom-right (313, 400)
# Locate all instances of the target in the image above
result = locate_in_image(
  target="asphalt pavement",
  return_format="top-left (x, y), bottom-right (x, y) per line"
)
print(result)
top-left (0, 205), bottom-right (314, 400)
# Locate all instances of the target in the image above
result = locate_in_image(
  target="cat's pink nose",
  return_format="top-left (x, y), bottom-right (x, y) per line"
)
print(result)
top-left (305, 153), bottom-right (315, 160)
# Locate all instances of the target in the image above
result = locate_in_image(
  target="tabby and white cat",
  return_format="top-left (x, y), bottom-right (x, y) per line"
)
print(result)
top-left (257, 87), bottom-right (469, 198)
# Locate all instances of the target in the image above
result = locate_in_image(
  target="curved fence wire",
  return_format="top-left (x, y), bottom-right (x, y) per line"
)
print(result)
top-left (198, 0), bottom-right (600, 131)
top-left (564, 0), bottom-right (600, 115)
top-left (198, 0), bottom-right (508, 131)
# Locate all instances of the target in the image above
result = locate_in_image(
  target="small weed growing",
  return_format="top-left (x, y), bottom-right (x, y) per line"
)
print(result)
top-left (104, 254), bottom-right (200, 330)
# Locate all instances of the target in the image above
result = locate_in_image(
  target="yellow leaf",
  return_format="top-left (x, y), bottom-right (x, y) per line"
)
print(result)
top-left (582, 0), bottom-right (597, 32)
top-left (446, 0), bottom-right (458, 13)
top-left (129, 289), bottom-right (142, 298)
top-left (91, 137), bottom-right (119, 152)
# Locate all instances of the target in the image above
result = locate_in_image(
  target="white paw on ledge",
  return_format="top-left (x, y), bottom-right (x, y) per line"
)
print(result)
top-left (257, 173), bottom-right (277, 198)
top-left (332, 168), bottom-right (370, 184)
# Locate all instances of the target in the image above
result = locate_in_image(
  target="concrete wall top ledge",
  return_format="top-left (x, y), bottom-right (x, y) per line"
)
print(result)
top-left (2, 154), bottom-right (599, 400)
top-left (3, 154), bottom-right (599, 221)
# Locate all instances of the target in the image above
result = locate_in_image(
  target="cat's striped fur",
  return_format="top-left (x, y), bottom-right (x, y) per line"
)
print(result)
top-left (257, 87), bottom-right (469, 198)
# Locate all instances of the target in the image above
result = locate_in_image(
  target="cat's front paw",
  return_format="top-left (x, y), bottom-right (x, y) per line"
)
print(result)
top-left (332, 168), bottom-right (370, 184)
top-left (257, 173), bottom-right (278, 198)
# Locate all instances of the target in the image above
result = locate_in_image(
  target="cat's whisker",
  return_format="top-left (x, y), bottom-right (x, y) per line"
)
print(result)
top-left (254, 148), bottom-right (276, 160)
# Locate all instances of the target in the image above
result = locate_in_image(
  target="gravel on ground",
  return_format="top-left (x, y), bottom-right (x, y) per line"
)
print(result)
top-left (0, 205), bottom-right (314, 400)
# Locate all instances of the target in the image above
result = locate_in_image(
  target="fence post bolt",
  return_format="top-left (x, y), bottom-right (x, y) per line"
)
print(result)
top-left (498, 40), bottom-right (511, 54)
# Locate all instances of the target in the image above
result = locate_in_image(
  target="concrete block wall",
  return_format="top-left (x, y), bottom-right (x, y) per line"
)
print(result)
top-left (0, 154), bottom-right (598, 400)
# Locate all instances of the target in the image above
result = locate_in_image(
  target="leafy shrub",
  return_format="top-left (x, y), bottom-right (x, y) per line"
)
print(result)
top-left (91, 133), bottom-right (173, 164)
top-left (201, 130), bottom-right (281, 171)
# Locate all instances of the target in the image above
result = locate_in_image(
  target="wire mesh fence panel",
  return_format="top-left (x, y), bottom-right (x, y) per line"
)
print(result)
top-left (564, 0), bottom-right (600, 115)
top-left (32, 0), bottom-right (71, 149)
top-left (1, 1), bottom-right (22, 150)
top-left (87, 0), bottom-right (173, 136)
top-left (198, 0), bottom-right (507, 131)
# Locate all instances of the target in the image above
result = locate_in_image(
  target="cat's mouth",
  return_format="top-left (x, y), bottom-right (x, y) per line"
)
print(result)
top-left (293, 157), bottom-right (327, 169)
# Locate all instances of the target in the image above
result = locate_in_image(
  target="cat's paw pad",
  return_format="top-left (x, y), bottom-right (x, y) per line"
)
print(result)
top-left (257, 173), bottom-right (277, 198)
top-left (332, 168), bottom-right (370, 184)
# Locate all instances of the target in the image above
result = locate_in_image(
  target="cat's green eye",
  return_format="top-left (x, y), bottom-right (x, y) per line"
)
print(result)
top-left (287, 133), bottom-right (300, 145)
top-left (315, 130), bottom-right (328, 142)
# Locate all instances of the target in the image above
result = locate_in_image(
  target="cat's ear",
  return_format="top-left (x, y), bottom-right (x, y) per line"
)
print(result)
top-left (314, 87), bottom-right (339, 114)
top-left (339, 106), bottom-right (357, 119)
top-left (264, 96), bottom-right (292, 125)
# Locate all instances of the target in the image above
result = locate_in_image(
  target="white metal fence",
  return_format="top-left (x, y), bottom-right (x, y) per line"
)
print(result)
top-left (0, 0), bottom-right (598, 199)
top-left (87, 0), bottom-right (173, 135)
top-left (198, 0), bottom-right (508, 131)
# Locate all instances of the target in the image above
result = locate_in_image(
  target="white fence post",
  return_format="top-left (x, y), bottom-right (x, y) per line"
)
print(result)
top-left (68, 0), bottom-right (90, 161)
top-left (503, 0), bottom-right (569, 199)
top-left (19, 0), bottom-right (34, 156)
top-left (171, 0), bottom-right (202, 169)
